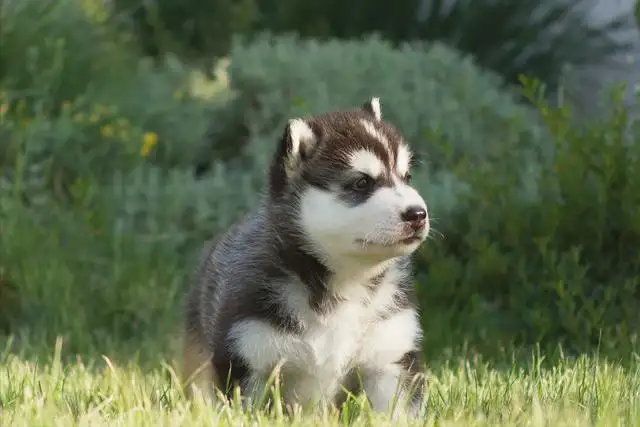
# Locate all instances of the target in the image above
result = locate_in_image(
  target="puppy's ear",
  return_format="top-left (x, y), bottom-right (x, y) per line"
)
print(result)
top-left (283, 119), bottom-right (320, 173)
top-left (362, 97), bottom-right (382, 121)
top-left (269, 118), bottom-right (322, 198)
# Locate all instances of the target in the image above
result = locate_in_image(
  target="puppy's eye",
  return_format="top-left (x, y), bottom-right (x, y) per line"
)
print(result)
top-left (404, 173), bottom-right (412, 183)
top-left (352, 175), bottom-right (375, 192)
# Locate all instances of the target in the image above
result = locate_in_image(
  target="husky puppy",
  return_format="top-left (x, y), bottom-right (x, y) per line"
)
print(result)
top-left (183, 98), bottom-right (430, 415)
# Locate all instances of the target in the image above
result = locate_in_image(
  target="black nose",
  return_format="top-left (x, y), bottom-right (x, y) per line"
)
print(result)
top-left (401, 206), bottom-right (427, 229)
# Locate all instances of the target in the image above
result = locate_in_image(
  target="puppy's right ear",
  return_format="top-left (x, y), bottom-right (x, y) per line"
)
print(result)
top-left (269, 118), bottom-right (321, 198)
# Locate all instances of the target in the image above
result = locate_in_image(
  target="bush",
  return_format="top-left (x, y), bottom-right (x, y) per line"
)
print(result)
top-left (0, 95), bottom-right (259, 359)
top-left (415, 80), bottom-right (640, 361)
top-left (0, 0), bottom-right (259, 354)
top-left (0, 0), bottom-right (139, 111)
top-left (0, 165), bottom-right (258, 357)
top-left (200, 33), bottom-right (549, 176)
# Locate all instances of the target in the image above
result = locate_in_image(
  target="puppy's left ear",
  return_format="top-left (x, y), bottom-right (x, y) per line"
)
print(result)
top-left (362, 97), bottom-right (382, 121)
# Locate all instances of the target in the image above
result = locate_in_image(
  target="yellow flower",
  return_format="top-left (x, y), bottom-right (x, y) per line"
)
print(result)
top-left (140, 131), bottom-right (158, 157)
top-left (100, 124), bottom-right (115, 138)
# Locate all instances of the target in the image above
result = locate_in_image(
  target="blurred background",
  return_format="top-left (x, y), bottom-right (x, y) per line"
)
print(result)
top-left (1, 0), bottom-right (640, 369)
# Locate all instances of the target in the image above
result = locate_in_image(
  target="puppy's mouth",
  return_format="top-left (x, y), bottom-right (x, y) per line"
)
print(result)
top-left (355, 234), bottom-right (423, 247)
top-left (398, 235), bottom-right (422, 245)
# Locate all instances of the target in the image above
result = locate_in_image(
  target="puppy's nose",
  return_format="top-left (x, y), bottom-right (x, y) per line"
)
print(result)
top-left (401, 206), bottom-right (427, 230)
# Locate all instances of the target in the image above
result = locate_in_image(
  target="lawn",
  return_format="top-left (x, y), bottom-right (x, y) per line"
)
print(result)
top-left (1, 340), bottom-right (639, 426)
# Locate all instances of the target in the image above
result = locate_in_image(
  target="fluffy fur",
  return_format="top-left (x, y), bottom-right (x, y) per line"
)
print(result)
top-left (182, 98), bottom-right (430, 415)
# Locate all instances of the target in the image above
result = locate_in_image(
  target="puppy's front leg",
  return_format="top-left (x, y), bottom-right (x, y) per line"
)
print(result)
top-left (360, 364), bottom-right (404, 413)
top-left (358, 308), bottom-right (425, 416)
top-left (360, 354), bottom-right (425, 418)
top-left (228, 319), bottom-right (320, 407)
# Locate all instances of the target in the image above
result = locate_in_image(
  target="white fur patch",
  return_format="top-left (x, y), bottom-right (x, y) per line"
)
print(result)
top-left (359, 309), bottom-right (421, 367)
top-left (396, 145), bottom-right (411, 177)
top-left (288, 119), bottom-right (316, 154)
top-left (369, 97), bottom-right (382, 121)
top-left (349, 149), bottom-right (385, 178)
top-left (229, 319), bottom-right (314, 374)
top-left (360, 119), bottom-right (389, 147)
top-left (360, 364), bottom-right (404, 413)
top-left (285, 118), bottom-right (316, 175)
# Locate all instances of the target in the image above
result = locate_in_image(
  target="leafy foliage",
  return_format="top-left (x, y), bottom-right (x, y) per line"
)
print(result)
top-left (199, 33), bottom-right (549, 175)
top-left (0, 0), bottom-right (253, 346)
top-left (0, 0), bottom-right (139, 110)
top-left (415, 79), bottom-right (640, 359)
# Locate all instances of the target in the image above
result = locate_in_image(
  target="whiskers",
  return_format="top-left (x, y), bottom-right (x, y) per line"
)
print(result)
top-left (425, 216), bottom-right (445, 242)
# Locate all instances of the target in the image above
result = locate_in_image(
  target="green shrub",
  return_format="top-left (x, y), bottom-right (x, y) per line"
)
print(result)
top-left (415, 80), bottom-right (640, 361)
top-left (0, 0), bottom-right (139, 111)
top-left (0, 163), bottom-right (259, 358)
top-left (0, 56), bottom-right (219, 205)
top-left (0, 1), bottom-right (256, 352)
top-left (200, 33), bottom-right (549, 175)
top-left (0, 100), bottom-right (260, 356)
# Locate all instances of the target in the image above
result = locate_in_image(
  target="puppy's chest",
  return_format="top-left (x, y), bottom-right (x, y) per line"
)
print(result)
top-left (302, 301), bottom-right (371, 372)
top-left (299, 281), bottom-right (397, 374)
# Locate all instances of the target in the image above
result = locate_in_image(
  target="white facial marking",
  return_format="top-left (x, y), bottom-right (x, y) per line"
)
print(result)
top-left (349, 149), bottom-right (385, 178)
top-left (299, 180), bottom-right (428, 268)
top-left (369, 97), bottom-right (382, 121)
top-left (360, 119), bottom-right (389, 147)
top-left (396, 144), bottom-right (411, 177)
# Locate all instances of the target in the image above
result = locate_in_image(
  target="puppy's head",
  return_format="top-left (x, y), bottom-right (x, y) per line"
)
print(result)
top-left (269, 98), bottom-right (429, 264)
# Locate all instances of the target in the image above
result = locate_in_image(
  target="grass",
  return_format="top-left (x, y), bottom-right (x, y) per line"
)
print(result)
top-left (1, 337), bottom-right (639, 426)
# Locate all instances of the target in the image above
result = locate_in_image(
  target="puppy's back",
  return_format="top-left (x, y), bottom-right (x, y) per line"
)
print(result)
top-left (181, 204), bottom-right (272, 396)
top-left (182, 236), bottom-right (219, 397)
